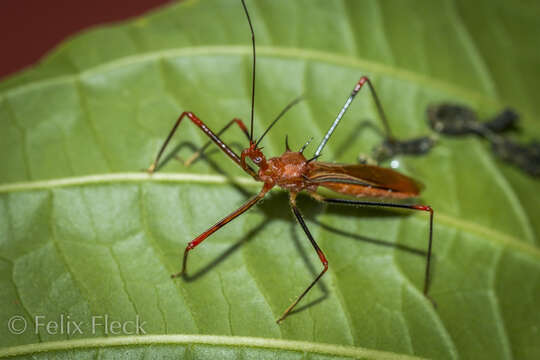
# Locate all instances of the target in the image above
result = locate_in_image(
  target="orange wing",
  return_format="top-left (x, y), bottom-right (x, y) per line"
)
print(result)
top-left (307, 162), bottom-right (422, 199)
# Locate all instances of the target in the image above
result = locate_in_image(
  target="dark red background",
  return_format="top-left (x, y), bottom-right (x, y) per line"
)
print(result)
top-left (0, 0), bottom-right (174, 80)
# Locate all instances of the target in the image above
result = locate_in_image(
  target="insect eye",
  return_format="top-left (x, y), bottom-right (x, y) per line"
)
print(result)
top-left (254, 156), bottom-right (262, 163)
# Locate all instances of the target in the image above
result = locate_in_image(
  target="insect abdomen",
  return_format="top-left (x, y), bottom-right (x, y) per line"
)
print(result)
top-left (321, 182), bottom-right (418, 199)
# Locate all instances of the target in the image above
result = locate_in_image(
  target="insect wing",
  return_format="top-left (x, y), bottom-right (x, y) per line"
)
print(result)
top-left (308, 162), bottom-right (422, 196)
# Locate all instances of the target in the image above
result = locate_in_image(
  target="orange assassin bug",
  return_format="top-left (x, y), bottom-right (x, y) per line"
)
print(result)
top-left (147, 0), bottom-right (435, 323)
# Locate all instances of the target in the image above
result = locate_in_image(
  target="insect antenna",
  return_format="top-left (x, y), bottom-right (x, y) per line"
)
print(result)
top-left (255, 95), bottom-right (304, 147)
top-left (299, 137), bottom-right (314, 153)
top-left (240, 0), bottom-right (256, 142)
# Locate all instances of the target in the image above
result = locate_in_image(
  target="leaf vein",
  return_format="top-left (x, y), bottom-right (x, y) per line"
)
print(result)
top-left (217, 271), bottom-right (234, 336)
top-left (3, 98), bottom-right (32, 181)
top-left (0, 334), bottom-right (426, 360)
top-left (109, 243), bottom-right (139, 318)
top-left (447, 0), bottom-right (498, 98)
top-left (0, 172), bottom-right (538, 259)
top-left (0, 46), bottom-right (503, 112)
top-left (490, 248), bottom-right (514, 360)
top-left (137, 184), bottom-right (200, 332)
top-left (74, 79), bottom-right (114, 171)
top-left (317, 204), bottom-right (357, 344)
top-left (472, 142), bottom-right (535, 242)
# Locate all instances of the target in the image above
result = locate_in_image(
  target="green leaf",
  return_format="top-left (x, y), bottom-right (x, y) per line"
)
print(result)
top-left (1, 0), bottom-right (539, 359)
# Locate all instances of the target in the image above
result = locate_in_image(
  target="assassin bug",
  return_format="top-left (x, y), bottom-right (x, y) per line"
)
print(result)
top-left (147, 0), bottom-right (435, 323)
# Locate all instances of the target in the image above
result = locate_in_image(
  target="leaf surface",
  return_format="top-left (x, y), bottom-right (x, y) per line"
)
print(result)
top-left (1, 0), bottom-right (539, 359)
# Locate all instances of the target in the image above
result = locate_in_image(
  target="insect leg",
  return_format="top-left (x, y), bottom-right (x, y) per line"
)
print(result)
top-left (147, 112), bottom-right (257, 178)
top-left (315, 77), bottom-right (435, 162)
top-left (315, 76), bottom-right (391, 157)
top-left (315, 195), bottom-right (435, 303)
top-left (277, 194), bottom-right (329, 323)
top-left (172, 184), bottom-right (272, 279)
top-left (184, 118), bottom-right (250, 166)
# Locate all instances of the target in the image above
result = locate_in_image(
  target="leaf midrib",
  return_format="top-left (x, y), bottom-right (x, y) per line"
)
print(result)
top-left (0, 334), bottom-right (425, 360)
top-left (0, 172), bottom-right (538, 261)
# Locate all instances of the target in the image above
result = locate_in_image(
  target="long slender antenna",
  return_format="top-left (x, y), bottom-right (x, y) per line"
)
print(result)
top-left (256, 96), bottom-right (304, 147)
top-left (241, 0), bottom-right (256, 142)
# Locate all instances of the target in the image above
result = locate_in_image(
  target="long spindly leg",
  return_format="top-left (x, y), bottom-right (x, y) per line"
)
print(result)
top-left (172, 183), bottom-right (272, 279)
top-left (147, 111), bottom-right (257, 178)
top-left (315, 76), bottom-right (392, 157)
top-left (312, 193), bottom-right (435, 301)
top-left (314, 76), bottom-right (435, 161)
top-left (277, 193), bottom-right (329, 323)
top-left (184, 118), bottom-right (251, 166)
